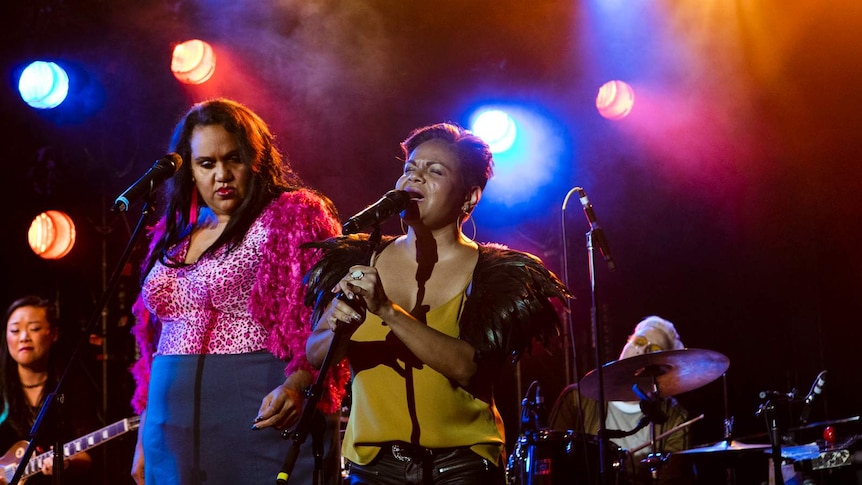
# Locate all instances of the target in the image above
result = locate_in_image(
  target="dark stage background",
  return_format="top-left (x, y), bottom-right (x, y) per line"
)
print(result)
top-left (1, 1), bottom-right (861, 482)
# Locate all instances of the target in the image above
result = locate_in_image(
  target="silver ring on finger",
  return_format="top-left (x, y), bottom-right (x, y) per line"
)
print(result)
top-left (350, 270), bottom-right (364, 280)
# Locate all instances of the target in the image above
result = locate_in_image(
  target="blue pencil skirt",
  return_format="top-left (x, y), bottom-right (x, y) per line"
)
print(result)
top-left (144, 351), bottom-right (340, 484)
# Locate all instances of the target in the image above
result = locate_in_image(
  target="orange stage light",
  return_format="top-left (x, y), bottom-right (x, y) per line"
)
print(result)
top-left (28, 210), bottom-right (76, 260)
top-left (596, 80), bottom-right (635, 120)
top-left (171, 39), bottom-right (216, 85)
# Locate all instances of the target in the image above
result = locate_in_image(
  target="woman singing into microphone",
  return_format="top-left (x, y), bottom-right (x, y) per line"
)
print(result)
top-left (304, 122), bottom-right (570, 484)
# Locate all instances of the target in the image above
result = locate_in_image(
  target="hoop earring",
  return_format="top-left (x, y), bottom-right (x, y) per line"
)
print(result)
top-left (460, 211), bottom-right (477, 241)
top-left (399, 217), bottom-right (408, 235)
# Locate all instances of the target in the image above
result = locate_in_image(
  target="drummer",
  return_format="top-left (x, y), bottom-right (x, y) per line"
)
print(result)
top-left (548, 315), bottom-right (693, 483)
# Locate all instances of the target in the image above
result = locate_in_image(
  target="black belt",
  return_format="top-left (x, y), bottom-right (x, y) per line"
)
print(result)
top-left (386, 442), bottom-right (462, 462)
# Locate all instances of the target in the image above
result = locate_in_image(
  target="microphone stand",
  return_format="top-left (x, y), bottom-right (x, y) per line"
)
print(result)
top-left (560, 187), bottom-right (594, 453)
top-left (275, 331), bottom-right (339, 485)
top-left (9, 196), bottom-right (156, 485)
top-left (586, 228), bottom-right (610, 485)
top-left (276, 227), bottom-right (381, 484)
top-left (560, 188), bottom-right (579, 387)
top-left (563, 186), bottom-right (614, 485)
top-left (756, 399), bottom-right (785, 485)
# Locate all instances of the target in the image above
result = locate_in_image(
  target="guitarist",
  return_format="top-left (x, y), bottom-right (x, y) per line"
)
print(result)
top-left (0, 295), bottom-right (101, 484)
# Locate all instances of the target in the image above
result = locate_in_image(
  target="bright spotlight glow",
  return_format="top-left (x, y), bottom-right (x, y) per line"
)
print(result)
top-left (28, 210), bottom-right (76, 259)
top-left (596, 80), bottom-right (635, 120)
top-left (465, 104), bottom-right (566, 214)
top-left (471, 109), bottom-right (517, 153)
top-left (171, 39), bottom-right (216, 85)
top-left (18, 61), bottom-right (70, 109)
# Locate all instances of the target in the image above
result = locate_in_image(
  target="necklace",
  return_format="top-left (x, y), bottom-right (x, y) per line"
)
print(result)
top-left (21, 379), bottom-right (47, 389)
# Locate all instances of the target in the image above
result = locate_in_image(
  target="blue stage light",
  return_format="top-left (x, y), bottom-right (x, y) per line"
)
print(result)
top-left (471, 109), bottom-right (517, 154)
top-left (18, 61), bottom-right (70, 109)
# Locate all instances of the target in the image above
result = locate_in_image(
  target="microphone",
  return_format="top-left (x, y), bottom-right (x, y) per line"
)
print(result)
top-left (800, 370), bottom-right (826, 424)
top-left (575, 187), bottom-right (616, 271)
top-left (112, 153), bottom-right (183, 212)
top-left (520, 381), bottom-right (542, 434)
top-left (342, 190), bottom-right (413, 235)
top-left (535, 384), bottom-right (548, 429)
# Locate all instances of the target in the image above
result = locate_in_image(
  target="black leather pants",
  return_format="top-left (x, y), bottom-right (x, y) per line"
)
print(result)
top-left (345, 443), bottom-right (504, 485)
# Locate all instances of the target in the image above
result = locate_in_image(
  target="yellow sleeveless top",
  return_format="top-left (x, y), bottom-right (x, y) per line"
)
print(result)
top-left (341, 283), bottom-right (505, 466)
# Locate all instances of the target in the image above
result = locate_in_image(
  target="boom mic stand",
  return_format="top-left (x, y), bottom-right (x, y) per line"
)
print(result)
top-left (560, 188), bottom-right (579, 387)
top-left (275, 227), bottom-right (380, 484)
top-left (564, 186), bottom-right (615, 485)
top-left (586, 225), bottom-right (611, 485)
top-left (10, 195), bottom-right (156, 485)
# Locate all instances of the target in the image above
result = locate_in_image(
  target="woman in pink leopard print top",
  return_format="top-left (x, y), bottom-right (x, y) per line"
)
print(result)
top-left (129, 98), bottom-right (347, 484)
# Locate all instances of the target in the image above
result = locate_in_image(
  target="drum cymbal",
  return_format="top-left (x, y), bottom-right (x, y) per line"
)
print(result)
top-left (579, 348), bottom-right (729, 402)
top-left (730, 415), bottom-right (860, 442)
top-left (789, 415), bottom-right (860, 432)
top-left (675, 440), bottom-right (771, 455)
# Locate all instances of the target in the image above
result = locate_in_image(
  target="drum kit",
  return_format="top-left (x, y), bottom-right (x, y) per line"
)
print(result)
top-left (506, 347), bottom-right (753, 484)
top-left (507, 348), bottom-right (861, 484)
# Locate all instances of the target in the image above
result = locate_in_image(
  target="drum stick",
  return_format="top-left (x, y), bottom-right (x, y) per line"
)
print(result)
top-left (629, 414), bottom-right (705, 455)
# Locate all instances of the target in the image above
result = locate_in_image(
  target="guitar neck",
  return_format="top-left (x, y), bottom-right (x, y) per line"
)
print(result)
top-left (22, 416), bottom-right (140, 480)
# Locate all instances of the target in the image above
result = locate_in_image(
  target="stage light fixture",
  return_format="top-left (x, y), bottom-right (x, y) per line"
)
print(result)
top-left (471, 109), bottom-right (518, 154)
top-left (18, 61), bottom-right (70, 109)
top-left (596, 80), bottom-right (635, 120)
top-left (28, 210), bottom-right (76, 260)
top-left (171, 39), bottom-right (216, 85)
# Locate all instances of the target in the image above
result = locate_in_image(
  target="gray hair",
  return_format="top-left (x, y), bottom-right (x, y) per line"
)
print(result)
top-left (631, 315), bottom-right (685, 350)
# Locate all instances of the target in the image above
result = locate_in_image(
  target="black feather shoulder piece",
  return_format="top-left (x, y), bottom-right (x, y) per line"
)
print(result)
top-left (301, 234), bottom-right (396, 326)
top-left (461, 243), bottom-right (572, 365)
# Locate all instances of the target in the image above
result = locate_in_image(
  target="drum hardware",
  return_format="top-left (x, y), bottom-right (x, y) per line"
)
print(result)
top-left (679, 405), bottom-right (769, 456)
top-left (729, 416), bottom-right (859, 443)
top-left (788, 433), bottom-right (862, 472)
top-left (603, 384), bottom-right (662, 442)
top-left (751, 370), bottom-right (829, 485)
top-left (520, 380), bottom-right (548, 435)
top-left (506, 430), bottom-right (624, 485)
top-left (615, 387), bottom-right (704, 483)
top-left (676, 401), bottom-right (769, 484)
top-left (558, 388), bottom-right (704, 483)
top-left (619, 414), bottom-right (702, 484)
top-left (565, 349), bottom-right (727, 483)
top-left (754, 395), bottom-right (789, 485)
top-left (641, 452), bottom-right (668, 482)
top-left (630, 414), bottom-right (705, 456)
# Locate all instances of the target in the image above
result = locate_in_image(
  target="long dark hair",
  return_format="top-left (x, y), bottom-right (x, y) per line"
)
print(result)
top-left (0, 296), bottom-right (58, 435)
top-left (143, 98), bottom-right (304, 279)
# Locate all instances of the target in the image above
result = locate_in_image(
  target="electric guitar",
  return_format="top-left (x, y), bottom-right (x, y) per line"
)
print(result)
top-left (0, 415), bottom-right (140, 483)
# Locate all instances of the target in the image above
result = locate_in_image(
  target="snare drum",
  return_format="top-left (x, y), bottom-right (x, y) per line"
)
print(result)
top-left (506, 430), bottom-right (624, 485)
